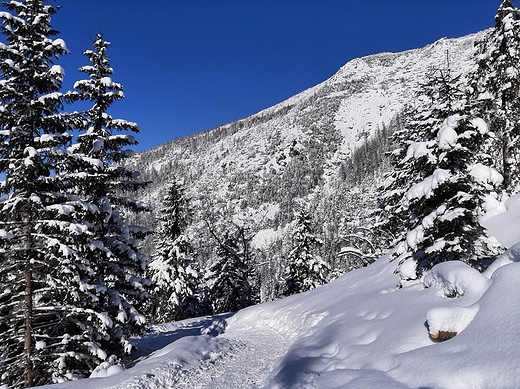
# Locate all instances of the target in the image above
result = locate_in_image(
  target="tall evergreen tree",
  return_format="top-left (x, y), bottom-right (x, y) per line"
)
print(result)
top-left (147, 182), bottom-right (201, 322)
top-left (469, 0), bottom-right (520, 192)
top-left (379, 66), bottom-right (503, 280)
top-left (379, 68), bottom-right (466, 247)
top-left (282, 207), bottom-right (330, 297)
top-left (395, 115), bottom-right (503, 279)
top-left (205, 224), bottom-right (257, 314)
top-left (67, 33), bottom-right (152, 363)
top-left (0, 1), bottom-right (90, 386)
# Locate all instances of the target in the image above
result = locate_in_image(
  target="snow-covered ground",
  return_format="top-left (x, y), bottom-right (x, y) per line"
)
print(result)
top-left (42, 194), bottom-right (520, 388)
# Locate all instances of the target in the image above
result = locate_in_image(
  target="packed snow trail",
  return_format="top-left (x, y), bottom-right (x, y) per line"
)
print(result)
top-left (169, 328), bottom-right (293, 389)
top-left (43, 314), bottom-right (294, 389)
top-left (109, 326), bottom-right (293, 389)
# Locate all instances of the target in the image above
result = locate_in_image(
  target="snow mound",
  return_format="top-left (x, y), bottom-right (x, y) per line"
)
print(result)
top-left (483, 241), bottom-right (520, 277)
top-left (423, 262), bottom-right (491, 340)
top-left (483, 192), bottom-right (520, 247)
top-left (393, 262), bottom-right (520, 389)
top-left (423, 261), bottom-right (491, 299)
top-left (426, 305), bottom-right (479, 337)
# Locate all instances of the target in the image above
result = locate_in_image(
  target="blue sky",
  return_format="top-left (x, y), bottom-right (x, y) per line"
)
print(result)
top-left (50, 1), bottom-right (499, 151)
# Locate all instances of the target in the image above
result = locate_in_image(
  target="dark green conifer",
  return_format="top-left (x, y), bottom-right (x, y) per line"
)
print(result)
top-left (469, 0), bottom-right (520, 192)
top-left (283, 207), bottom-right (329, 296)
top-left (147, 182), bottom-right (201, 322)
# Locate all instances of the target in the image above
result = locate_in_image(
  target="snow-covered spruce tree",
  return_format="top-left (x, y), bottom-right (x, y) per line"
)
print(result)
top-left (65, 34), bottom-right (152, 367)
top-left (395, 115), bottom-right (503, 280)
top-left (378, 69), bottom-right (467, 247)
top-left (282, 207), bottom-right (330, 297)
top-left (384, 67), bottom-right (503, 280)
top-left (147, 182), bottom-right (201, 323)
top-left (205, 224), bottom-right (258, 314)
top-left (469, 0), bottom-right (520, 192)
top-left (0, 1), bottom-right (105, 387)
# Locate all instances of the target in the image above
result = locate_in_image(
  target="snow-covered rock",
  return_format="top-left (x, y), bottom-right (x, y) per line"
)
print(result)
top-left (426, 305), bottom-right (479, 339)
top-left (423, 261), bottom-right (491, 299)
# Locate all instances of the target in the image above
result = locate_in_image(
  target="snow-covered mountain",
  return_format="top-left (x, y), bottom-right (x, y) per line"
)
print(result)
top-left (133, 32), bottom-right (483, 176)
top-left (133, 31), bottom-right (482, 201)
top-left (128, 31), bottom-right (487, 293)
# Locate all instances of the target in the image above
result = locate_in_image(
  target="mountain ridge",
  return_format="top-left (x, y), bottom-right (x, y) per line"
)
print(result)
top-left (133, 30), bottom-right (485, 181)
top-left (128, 30), bottom-right (489, 300)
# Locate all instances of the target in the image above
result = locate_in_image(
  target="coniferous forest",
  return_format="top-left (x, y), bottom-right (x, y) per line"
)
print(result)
top-left (0, 2), bottom-right (150, 387)
top-left (1, 0), bottom-right (520, 388)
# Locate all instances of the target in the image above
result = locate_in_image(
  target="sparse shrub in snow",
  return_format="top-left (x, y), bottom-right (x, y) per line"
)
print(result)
top-left (396, 257), bottom-right (418, 281)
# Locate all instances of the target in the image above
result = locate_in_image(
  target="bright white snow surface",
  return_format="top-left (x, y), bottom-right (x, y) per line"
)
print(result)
top-left (44, 201), bottom-right (520, 389)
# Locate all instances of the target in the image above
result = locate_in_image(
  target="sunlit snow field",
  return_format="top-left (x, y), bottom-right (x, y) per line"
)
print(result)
top-left (39, 193), bottom-right (520, 388)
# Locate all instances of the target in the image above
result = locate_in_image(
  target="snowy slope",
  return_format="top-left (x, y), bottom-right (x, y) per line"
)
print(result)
top-left (125, 32), bottom-right (489, 286)
top-left (131, 32), bottom-right (484, 212)
top-left (43, 195), bottom-right (520, 389)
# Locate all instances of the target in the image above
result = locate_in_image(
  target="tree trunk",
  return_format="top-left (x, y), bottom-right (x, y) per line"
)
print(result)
top-left (502, 135), bottom-right (510, 191)
top-left (24, 216), bottom-right (33, 388)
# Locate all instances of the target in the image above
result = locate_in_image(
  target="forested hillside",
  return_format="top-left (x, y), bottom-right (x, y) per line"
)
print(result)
top-left (128, 31), bottom-right (484, 304)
